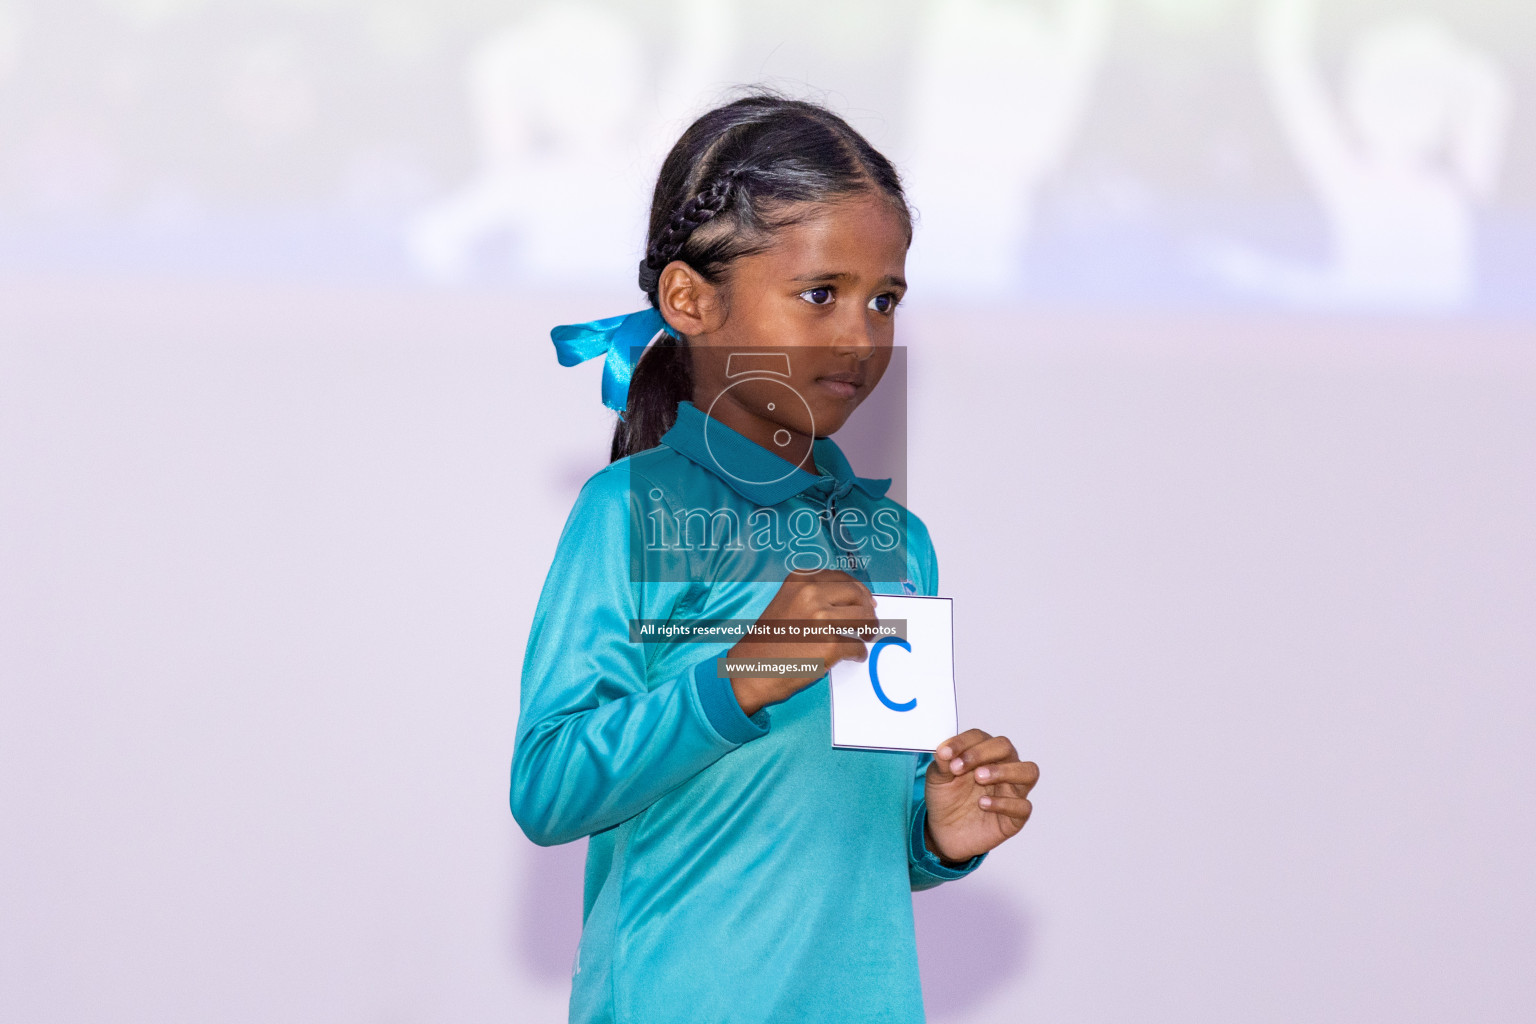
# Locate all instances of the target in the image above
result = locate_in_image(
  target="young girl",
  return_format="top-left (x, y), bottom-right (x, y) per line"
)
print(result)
top-left (511, 93), bottom-right (1039, 1024)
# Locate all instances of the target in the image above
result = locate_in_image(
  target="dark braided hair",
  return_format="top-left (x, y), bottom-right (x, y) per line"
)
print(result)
top-left (637, 166), bottom-right (748, 295)
top-left (611, 92), bottom-right (912, 462)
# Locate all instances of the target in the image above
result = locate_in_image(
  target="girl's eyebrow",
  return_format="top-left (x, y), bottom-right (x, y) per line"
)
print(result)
top-left (791, 271), bottom-right (908, 289)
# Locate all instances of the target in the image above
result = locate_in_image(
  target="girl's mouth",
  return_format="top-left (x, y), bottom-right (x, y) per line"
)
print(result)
top-left (814, 374), bottom-right (864, 400)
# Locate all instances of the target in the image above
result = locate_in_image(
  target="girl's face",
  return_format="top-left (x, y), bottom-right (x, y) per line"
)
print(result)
top-left (665, 192), bottom-right (908, 465)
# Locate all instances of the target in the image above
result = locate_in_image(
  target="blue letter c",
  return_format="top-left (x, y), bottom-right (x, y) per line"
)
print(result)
top-left (869, 636), bottom-right (917, 712)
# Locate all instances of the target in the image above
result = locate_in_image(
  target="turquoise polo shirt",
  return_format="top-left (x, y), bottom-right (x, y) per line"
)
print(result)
top-left (511, 400), bottom-right (985, 1024)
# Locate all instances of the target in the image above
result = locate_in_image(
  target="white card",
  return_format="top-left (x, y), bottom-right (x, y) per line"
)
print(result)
top-left (829, 595), bottom-right (958, 753)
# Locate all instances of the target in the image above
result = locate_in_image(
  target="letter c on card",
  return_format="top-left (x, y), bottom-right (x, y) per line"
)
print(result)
top-left (869, 636), bottom-right (916, 712)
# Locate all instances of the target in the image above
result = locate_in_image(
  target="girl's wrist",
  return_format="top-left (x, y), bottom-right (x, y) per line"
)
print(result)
top-left (730, 676), bottom-right (770, 718)
top-left (923, 818), bottom-right (969, 868)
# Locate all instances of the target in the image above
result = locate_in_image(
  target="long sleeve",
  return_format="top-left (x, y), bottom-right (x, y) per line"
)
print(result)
top-left (510, 465), bottom-right (769, 847)
top-left (901, 509), bottom-right (987, 889)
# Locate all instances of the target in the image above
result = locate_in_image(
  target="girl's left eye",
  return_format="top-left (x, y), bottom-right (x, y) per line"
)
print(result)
top-left (868, 293), bottom-right (898, 314)
top-left (800, 287), bottom-right (833, 305)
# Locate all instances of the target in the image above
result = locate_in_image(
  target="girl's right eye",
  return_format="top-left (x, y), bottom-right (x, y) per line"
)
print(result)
top-left (799, 287), bottom-right (833, 306)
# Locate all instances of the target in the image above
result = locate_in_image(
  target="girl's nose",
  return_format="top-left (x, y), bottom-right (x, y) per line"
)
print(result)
top-left (831, 311), bottom-right (878, 361)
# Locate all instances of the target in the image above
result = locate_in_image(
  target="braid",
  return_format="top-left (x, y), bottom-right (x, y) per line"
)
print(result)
top-left (636, 167), bottom-right (746, 297)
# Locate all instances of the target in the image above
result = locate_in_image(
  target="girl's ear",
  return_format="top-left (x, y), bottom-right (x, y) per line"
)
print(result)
top-left (657, 260), bottom-right (725, 337)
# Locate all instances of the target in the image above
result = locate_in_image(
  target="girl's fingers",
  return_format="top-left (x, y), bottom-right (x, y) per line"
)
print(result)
top-left (934, 729), bottom-right (991, 767)
top-left (977, 794), bottom-right (1033, 822)
top-left (973, 760), bottom-right (1039, 794)
top-left (943, 734), bottom-right (1017, 776)
top-left (822, 582), bottom-right (875, 607)
top-left (831, 637), bottom-right (870, 665)
top-left (823, 610), bottom-right (879, 649)
top-left (791, 570), bottom-right (872, 608)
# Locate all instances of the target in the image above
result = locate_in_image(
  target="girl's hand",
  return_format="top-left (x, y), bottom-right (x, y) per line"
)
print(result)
top-left (727, 569), bottom-right (878, 717)
top-left (922, 730), bottom-right (1039, 864)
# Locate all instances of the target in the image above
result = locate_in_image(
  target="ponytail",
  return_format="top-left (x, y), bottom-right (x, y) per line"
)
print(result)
top-left (611, 337), bottom-right (693, 463)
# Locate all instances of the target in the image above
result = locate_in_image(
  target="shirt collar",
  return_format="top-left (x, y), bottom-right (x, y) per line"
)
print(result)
top-left (659, 400), bottom-right (893, 506)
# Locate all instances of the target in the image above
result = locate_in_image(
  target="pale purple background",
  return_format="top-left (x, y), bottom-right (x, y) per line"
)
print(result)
top-left (4, 284), bottom-right (1532, 1022)
top-left (3, 1), bottom-right (1535, 1022)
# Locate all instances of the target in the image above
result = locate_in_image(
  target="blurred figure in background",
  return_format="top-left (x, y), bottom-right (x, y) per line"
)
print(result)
top-left (408, 0), bottom-right (735, 286)
top-left (1208, 0), bottom-right (1510, 310)
top-left (901, 0), bottom-right (1111, 298)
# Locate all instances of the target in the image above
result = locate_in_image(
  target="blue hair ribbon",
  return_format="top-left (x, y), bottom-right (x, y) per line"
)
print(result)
top-left (550, 307), bottom-right (676, 415)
